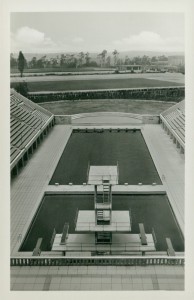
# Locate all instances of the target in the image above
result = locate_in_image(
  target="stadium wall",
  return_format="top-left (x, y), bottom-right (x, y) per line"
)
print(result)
top-left (54, 115), bottom-right (71, 124)
top-left (54, 112), bottom-right (160, 125)
top-left (28, 86), bottom-right (185, 103)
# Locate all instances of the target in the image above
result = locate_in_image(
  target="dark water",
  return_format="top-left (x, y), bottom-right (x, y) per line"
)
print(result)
top-left (50, 130), bottom-right (161, 185)
top-left (20, 194), bottom-right (184, 252)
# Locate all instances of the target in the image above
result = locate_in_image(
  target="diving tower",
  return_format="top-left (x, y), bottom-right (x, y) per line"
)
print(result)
top-left (51, 166), bottom-right (156, 255)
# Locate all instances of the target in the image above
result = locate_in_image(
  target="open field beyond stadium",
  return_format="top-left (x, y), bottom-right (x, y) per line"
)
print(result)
top-left (11, 78), bottom-right (183, 92)
top-left (10, 72), bottom-right (185, 83)
top-left (40, 99), bottom-right (175, 115)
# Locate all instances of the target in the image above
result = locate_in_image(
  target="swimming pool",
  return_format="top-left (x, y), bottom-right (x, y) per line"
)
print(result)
top-left (50, 129), bottom-right (162, 185)
top-left (20, 193), bottom-right (184, 252)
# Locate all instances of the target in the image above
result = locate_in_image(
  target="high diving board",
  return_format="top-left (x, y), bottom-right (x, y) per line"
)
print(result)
top-left (166, 238), bottom-right (176, 256)
top-left (32, 238), bottom-right (43, 256)
top-left (88, 166), bottom-right (118, 185)
top-left (75, 210), bottom-right (131, 232)
top-left (139, 223), bottom-right (147, 245)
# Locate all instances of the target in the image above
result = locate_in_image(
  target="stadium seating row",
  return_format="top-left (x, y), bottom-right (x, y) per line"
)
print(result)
top-left (160, 100), bottom-right (185, 151)
top-left (10, 89), bottom-right (54, 168)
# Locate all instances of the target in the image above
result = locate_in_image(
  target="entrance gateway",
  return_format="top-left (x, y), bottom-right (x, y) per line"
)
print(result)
top-left (51, 166), bottom-right (156, 255)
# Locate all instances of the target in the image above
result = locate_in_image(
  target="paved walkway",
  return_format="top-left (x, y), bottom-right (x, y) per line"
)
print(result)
top-left (11, 125), bottom-right (72, 255)
top-left (142, 125), bottom-right (185, 234)
top-left (45, 184), bottom-right (165, 193)
top-left (11, 265), bottom-right (184, 291)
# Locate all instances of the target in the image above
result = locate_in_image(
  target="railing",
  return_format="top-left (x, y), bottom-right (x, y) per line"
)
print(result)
top-left (10, 256), bottom-right (184, 267)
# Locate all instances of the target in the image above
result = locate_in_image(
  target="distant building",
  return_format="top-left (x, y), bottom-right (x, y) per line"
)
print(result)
top-left (148, 61), bottom-right (169, 72)
top-left (168, 55), bottom-right (184, 67)
top-left (117, 65), bottom-right (142, 73)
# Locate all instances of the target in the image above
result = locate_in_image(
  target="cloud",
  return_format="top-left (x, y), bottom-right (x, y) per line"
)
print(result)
top-left (72, 37), bottom-right (84, 43)
top-left (11, 28), bottom-right (85, 53)
top-left (11, 27), bottom-right (57, 52)
top-left (113, 31), bottom-right (184, 52)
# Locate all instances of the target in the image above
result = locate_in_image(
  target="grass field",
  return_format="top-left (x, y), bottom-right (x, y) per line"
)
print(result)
top-left (11, 67), bottom-right (111, 74)
top-left (40, 99), bottom-right (175, 115)
top-left (50, 130), bottom-right (161, 185)
top-left (11, 77), bottom-right (182, 92)
top-left (20, 194), bottom-right (184, 252)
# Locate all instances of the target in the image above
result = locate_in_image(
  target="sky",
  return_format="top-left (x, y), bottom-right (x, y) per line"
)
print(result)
top-left (11, 12), bottom-right (184, 54)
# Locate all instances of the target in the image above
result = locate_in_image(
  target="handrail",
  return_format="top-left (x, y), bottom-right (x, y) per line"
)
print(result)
top-left (10, 256), bottom-right (184, 267)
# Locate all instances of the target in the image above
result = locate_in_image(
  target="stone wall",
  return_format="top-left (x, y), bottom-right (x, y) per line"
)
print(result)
top-left (54, 115), bottom-right (72, 124)
top-left (142, 115), bottom-right (160, 124)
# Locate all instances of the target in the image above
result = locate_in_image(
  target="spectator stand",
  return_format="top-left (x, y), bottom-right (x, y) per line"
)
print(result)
top-left (160, 100), bottom-right (185, 154)
top-left (10, 89), bottom-right (55, 177)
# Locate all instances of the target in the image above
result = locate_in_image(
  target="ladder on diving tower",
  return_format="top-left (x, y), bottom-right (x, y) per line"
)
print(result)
top-left (102, 179), bottom-right (110, 203)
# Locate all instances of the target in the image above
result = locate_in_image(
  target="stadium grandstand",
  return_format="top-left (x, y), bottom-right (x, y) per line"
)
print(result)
top-left (10, 89), bottom-right (55, 177)
top-left (10, 88), bottom-right (185, 291)
top-left (160, 100), bottom-right (185, 154)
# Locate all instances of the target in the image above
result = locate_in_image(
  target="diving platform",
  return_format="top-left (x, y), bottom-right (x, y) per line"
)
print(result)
top-left (52, 233), bottom-right (155, 252)
top-left (75, 210), bottom-right (131, 232)
top-left (50, 164), bottom-right (157, 256)
top-left (88, 166), bottom-right (118, 185)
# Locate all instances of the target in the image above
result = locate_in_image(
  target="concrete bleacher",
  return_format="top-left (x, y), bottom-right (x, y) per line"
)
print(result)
top-left (10, 89), bottom-right (54, 174)
top-left (160, 100), bottom-right (185, 152)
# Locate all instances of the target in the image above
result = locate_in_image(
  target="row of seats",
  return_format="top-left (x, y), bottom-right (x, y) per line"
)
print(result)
top-left (160, 100), bottom-right (185, 144)
top-left (11, 89), bottom-right (52, 117)
top-left (10, 89), bottom-right (53, 163)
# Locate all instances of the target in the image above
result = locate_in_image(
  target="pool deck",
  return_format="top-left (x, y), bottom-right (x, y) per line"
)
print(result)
top-left (11, 125), bottom-right (72, 256)
top-left (10, 123), bottom-right (185, 291)
top-left (142, 125), bottom-right (184, 234)
top-left (11, 265), bottom-right (184, 291)
top-left (45, 184), bottom-right (166, 193)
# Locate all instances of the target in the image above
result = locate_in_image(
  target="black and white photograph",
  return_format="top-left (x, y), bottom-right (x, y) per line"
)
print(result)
top-left (1, 0), bottom-right (194, 298)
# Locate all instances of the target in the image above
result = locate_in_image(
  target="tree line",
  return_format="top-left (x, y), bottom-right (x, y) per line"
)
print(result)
top-left (11, 50), bottom-right (170, 76)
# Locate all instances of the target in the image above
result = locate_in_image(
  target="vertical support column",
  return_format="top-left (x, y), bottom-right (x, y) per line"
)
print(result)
top-left (21, 156), bottom-right (25, 167)
top-left (176, 140), bottom-right (180, 148)
top-left (24, 150), bottom-right (29, 162)
top-left (180, 146), bottom-right (184, 154)
top-left (14, 164), bottom-right (19, 176)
